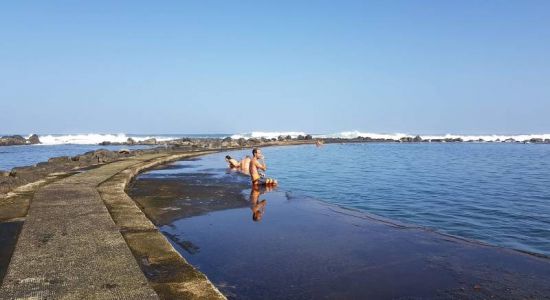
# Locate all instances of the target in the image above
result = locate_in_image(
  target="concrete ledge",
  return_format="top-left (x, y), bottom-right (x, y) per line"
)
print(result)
top-left (97, 151), bottom-right (226, 300)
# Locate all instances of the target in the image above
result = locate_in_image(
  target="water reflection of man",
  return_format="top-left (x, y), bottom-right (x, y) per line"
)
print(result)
top-left (250, 185), bottom-right (273, 222)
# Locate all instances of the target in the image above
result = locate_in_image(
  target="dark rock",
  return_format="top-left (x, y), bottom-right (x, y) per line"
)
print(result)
top-left (277, 135), bottom-right (285, 141)
top-left (545, 139), bottom-right (550, 144)
top-left (118, 149), bottom-right (131, 154)
top-left (530, 138), bottom-right (543, 144)
top-left (48, 156), bottom-right (71, 164)
top-left (504, 138), bottom-right (516, 143)
top-left (400, 137), bottom-right (413, 143)
top-left (28, 134), bottom-right (41, 144)
top-left (413, 135), bottom-right (423, 142)
top-left (444, 138), bottom-right (463, 143)
top-left (90, 149), bottom-right (119, 163)
top-left (305, 134), bottom-right (313, 140)
top-left (297, 135), bottom-right (305, 140)
top-left (248, 138), bottom-right (260, 145)
top-left (0, 135), bottom-right (27, 146)
top-left (141, 138), bottom-right (157, 145)
top-left (99, 141), bottom-right (112, 146)
top-left (222, 137), bottom-right (232, 142)
top-left (285, 135), bottom-right (292, 140)
top-left (126, 138), bottom-right (136, 145)
top-left (430, 139), bottom-right (443, 143)
top-left (237, 138), bottom-right (246, 146)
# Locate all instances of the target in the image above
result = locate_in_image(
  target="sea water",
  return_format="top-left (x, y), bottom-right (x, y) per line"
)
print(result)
top-left (186, 143), bottom-right (550, 256)
top-left (2, 138), bottom-right (549, 256)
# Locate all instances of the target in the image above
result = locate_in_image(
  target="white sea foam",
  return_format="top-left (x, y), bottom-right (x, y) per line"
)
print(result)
top-left (313, 131), bottom-right (410, 140)
top-left (28, 131), bottom-right (550, 145)
top-left (37, 133), bottom-right (178, 145)
top-left (315, 131), bottom-right (550, 142)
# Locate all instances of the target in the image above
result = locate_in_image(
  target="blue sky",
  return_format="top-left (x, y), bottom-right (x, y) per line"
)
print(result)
top-left (1, 1), bottom-right (549, 134)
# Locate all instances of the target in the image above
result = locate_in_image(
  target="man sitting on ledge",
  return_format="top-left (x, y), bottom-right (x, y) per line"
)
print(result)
top-left (249, 148), bottom-right (277, 186)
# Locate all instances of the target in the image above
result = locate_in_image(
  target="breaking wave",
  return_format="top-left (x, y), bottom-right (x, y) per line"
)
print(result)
top-left (37, 134), bottom-right (179, 145)
top-left (24, 131), bottom-right (550, 145)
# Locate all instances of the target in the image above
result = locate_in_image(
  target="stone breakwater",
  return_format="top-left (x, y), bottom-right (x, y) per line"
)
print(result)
top-left (0, 152), bottom-right (227, 299)
top-left (0, 138), bottom-right (314, 196)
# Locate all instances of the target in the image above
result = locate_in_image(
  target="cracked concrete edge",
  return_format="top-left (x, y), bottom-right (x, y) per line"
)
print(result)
top-left (98, 151), bottom-right (227, 300)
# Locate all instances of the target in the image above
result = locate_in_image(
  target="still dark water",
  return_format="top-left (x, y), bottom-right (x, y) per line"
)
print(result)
top-left (130, 144), bottom-right (550, 299)
top-left (241, 143), bottom-right (550, 256)
top-left (154, 143), bottom-right (550, 256)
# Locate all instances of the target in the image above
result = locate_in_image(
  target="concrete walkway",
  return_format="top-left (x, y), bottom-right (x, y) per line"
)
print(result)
top-left (0, 152), bottom-right (224, 299)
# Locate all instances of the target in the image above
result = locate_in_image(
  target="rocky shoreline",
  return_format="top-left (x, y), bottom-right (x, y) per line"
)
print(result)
top-left (1, 134), bottom-right (550, 148)
top-left (98, 134), bottom-right (550, 146)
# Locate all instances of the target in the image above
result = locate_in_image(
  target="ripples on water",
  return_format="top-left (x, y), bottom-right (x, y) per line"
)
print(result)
top-left (218, 143), bottom-right (550, 256)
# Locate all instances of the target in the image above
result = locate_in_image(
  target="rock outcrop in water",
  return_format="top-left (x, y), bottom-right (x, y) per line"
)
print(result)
top-left (0, 135), bottom-right (41, 146)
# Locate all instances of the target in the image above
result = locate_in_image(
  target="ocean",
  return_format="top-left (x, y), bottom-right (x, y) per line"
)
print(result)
top-left (1, 133), bottom-right (549, 256)
top-left (128, 145), bottom-right (550, 298)
top-left (216, 143), bottom-right (550, 256)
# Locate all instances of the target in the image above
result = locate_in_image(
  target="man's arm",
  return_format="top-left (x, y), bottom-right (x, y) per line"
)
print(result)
top-left (254, 159), bottom-right (267, 171)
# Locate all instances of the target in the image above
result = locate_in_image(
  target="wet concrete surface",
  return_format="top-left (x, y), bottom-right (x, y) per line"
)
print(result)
top-left (129, 155), bottom-right (550, 299)
top-left (0, 221), bottom-right (22, 284)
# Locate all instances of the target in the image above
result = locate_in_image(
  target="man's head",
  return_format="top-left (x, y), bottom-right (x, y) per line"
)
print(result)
top-left (225, 155), bottom-right (232, 161)
top-left (252, 148), bottom-right (262, 158)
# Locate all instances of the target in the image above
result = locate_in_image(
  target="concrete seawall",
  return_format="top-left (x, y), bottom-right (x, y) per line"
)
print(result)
top-left (0, 151), bottom-right (226, 299)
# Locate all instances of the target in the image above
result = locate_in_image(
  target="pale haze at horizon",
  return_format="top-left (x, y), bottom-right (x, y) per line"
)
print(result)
top-left (1, 1), bottom-right (549, 135)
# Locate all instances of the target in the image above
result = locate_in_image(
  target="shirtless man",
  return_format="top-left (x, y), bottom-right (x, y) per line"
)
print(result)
top-left (249, 148), bottom-right (277, 186)
top-left (240, 155), bottom-right (251, 174)
top-left (225, 155), bottom-right (240, 168)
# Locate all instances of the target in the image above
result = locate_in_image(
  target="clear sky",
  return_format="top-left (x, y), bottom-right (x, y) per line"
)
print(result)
top-left (1, 1), bottom-right (549, 134)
